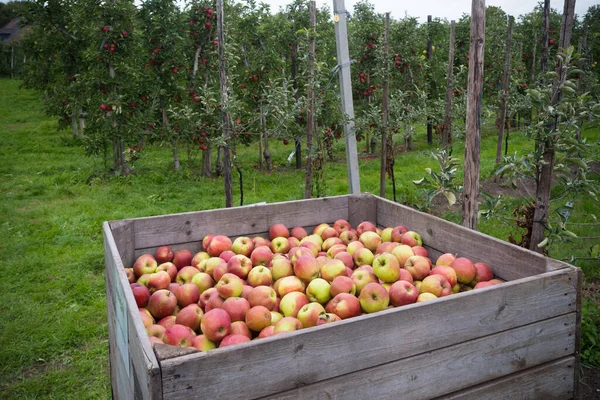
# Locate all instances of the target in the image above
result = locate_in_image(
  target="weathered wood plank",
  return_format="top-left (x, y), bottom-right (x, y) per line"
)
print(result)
top-left (263, 313), bottom-right (576, 400)
top-left (347, 193), bottom-right (377, 228)
top-left (109, 219), bottom-right (136, 270)
top-left (435, 357), bottom-right (575, 400)
top-left (159, 268), bottom-right (578, 400)
top-left (130, 196), bottom-right (349, 249)
top-left (154, 344), bottom-right (199, 361)
top-left (376, 196), bottom-right (548, 280)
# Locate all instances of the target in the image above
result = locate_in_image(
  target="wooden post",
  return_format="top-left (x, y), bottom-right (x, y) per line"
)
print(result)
top-left (380, 13), bottom-right (390, 198)
top-left (442, 20), bottom-right (456, 151)
top-left (304, 1), bottom-right (316, 199)
top-left (540, 0), bottom-right (550, 74)
top-left (217, 0), bottom-right (232, 208)
top-left (333, 0), bottom-right (360, 194)
top-left (496, 15), bottom-right (513, 165)
top-left (462, 0), bottom-right (485, 231)
top-left (11, 45), bottom-right (15, 79)
top-left (291, 42), bottom-right (302, 169)
top-left (426, 15), bottom-right (433, 145)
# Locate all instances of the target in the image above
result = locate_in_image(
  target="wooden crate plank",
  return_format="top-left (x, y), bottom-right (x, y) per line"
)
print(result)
top-left (435, 357), bottom-right (575, 400)
top-left (375, 196), bottom-right (548, 280)
top-left (109, 220), bottom-right (136, 269)
top-left (264, 313), bottom-right (576, 400)
top-left (130, 196), bottom-right (349, 250)
top-left (347, 193), bottom-right (377, 227)
top-left (106, 269), bottom-right (130, 400)
top-left (159, 268), bottom-right (578, 400)
top-left (573, 267), bottom-right (583, 399)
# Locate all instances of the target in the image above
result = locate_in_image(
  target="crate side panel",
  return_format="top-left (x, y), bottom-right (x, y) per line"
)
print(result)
top-left (109, 220), bottom-right (136, 269)
top-left (159, 268), bottom-right (577, 400)
top-left (347, 194), bottom-right (377, 227)
top-left (132, 196), bottom-right (349, 249)
top-left (376, 197), bottom-right (547, 280)
top-left (261, 313), bottom-right (576, 400)
top-left (435, 357), bottom-right (575, 400)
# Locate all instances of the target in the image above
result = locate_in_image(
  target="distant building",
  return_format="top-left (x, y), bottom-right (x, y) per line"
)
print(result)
top-left (1, 17), bottom-right (29, 44)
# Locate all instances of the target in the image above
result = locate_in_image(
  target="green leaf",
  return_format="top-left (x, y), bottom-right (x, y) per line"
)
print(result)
top-left (565, 158), bottom-right (588, 169)
top-left (442, 191), bottom-right (456, 206)
top-left (412, 178), bottom-right (425, 185)
top-left (537, 238), bottom-right (549, 248)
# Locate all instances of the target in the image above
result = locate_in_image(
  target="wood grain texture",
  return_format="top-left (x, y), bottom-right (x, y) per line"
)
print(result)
top-left (435, 357), bottom-right (575, 400)
top-left (264, 313), bottom-right (576, 400)
top-left (109, 220), bottom-right (136, 269)
top-left (159, 268), bottom-right (577, 400)
top-left (154, 344), bottom-right (199, 361)
top-left (347, 193), bottom-right (377, 227)
top-left (376, 196), bottom-right (548, 281)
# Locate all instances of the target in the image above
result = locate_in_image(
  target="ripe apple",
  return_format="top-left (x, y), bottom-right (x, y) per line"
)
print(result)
top-left (436, 253), bottom-right (456, 266)
top-left (353, 247), bottom-right (374, 267)
top-left (191, 334), bottom-right (217, 351)
top-left (346, 240), bottom-right (365, 256)
top-left (146, 324), bottom-right (166, 340)
top-left (230, 320), bottom-right (252, 339)
top-left (322, 237), bottom-right (343, 252)
top-left (247, 285), bottom-right (277, 310)
top-left (270, 237), bottom-right (291, 254)
top-left (320, 227), bottom-right (339, 241)
top-left (326, 244), bottom-right (347, 259)
top-left (430, 265), bottom-right (458, 287)
top-left (219, 250), bottom-right (236, 263)
top-left (297, 302), bottom-right (326, 328)
top-left (317, 312), bottom-right (342, 325)
top-left (247, 265), bottom-right (272, 287)
top-left (191, 251), bottom-right (210, 268)
top-left (376, 241), bottom-right (399, 255)
top-left (175, 304), bottom-right (204, 332)
top-left (252, 236), bottom-right (271, 248)
top-left (156, 262), bottom-right (178, 282)
top-left (131, 283), bottom-right (150, 307)
top-left (300, 234), bottom-right (323, 249)
top-left (416, 292), bottom-right (438, 302)
top-left (299, 241), bottom-right (320, 257)
top-left (275, 275), bottom-right (306, 297)
top-left (245, 305), bottom-right (272, 332)
top-left (202, 234), bottom-right (214, 250)
top-left (226, 254), bottom-right (252, 279)
top-left (471, 262), bottom-right (494, 285)
top-left (372, 252), bottom-right (401, 283)
top-left (326, 293), bottom-right (361, 319)
top-left (219, 334), bottom-right (251, 348)
top-left (157, 315), bottom-right (176, 329)
top-left (199, 287), bottom-right (218, 309)
top-left (221, 296), bottom-right (251, 322)
top-left (398, 268), bottom-right (414, 283)
top-left (231, 236), bottom-right (254, 257)
top-left (273, 317), bottom-right (302, 334)
top-left (215, 273), bottom-right (244, 299)
top-left (174, 282), bottom-right (200, 307)
top-left (401, 231), bottom-right (422, 247)
top-left (147, 289), bottom-right (178, 320)
top-left (212, 262), bottom-right (228, 282)
top-left (333, 219), bottom-right (352, 234)
top-left (146, 271), bottom-right (171, 294)
top-left (320, 259), bottom-right (347, 282)
top-left (380, 227), bottom-right (393, 243)
top-left (293, 255), bottom-right (320, 283)
top-left (474, 281), bottom-right (496, 289)
top-left (163, 324), bottom-right (193, 347)
top-left (351, 268), bottom-right (378, 294)
top-left (330, 276), bottom-right (356, 297)
top-left (305, 278), bottom-right (332, 304)
top-left (250, 246), bottom-right (273, 267)
top-left (125, 268), bottom-right (135, 283)
top-left (451, 257), bottom-right (477, 284)
top-left (155, 246), bottom-right (174, 263)
top-left (358, 282), bottom-right (390, 313)
top-left (175, 266), bottom-right (200, 284)
top-left (356, 221), bottom-right (376, 235)
top-left (133, 254), bottom-right (158, 277)
top-left (312, 223), bottom-right (330, 237)
top-left (198, 257), bottom-right (224, 276)
top-left (148, 336), bottom-right (164, 347)
top-left (206, 235), bottom-right (233, 257)
top-left (290, 226), bottom-right (308, 240)
top-left (420, 274), bottom-right (452, 297)
top-left (200, 308), bottom-right (231, 342)
top-left (172, 249), bottom-right (193, 270)
top-left (389, 280), bottom-right (419, 306)
top-left (488, 279), bottom-right (503, 285)
top-left (339, 230), bottom-right (359, 246)
top-left (270, 311), bottom-right (283, 326)
top-left (269, 223), bottom-right (290, 239)
top-left (191, 272), bottom-right (214, 294)
top-left (390, 226), bottom-right (409, 242)
top-left (139, 308), bottom-right (155, 328)
top-left (270, 255), bottom-right (294, 280)
top-left (258, 325), bottom-right (276, 339)
top-left (404, 255), bottom-right (431, 281)
top-left (412, 246), bottom-right (429, 258)
top-left (359, 231), bottom-right (382, 252)
top-left (279, 292), bottom-right (309, 318)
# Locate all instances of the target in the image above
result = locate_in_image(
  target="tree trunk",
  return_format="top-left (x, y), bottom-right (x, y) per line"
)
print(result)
top-left (379, 13), bottom-right (390, 198)
top-left (496, 16), bottom-right (513, 165)
top-left (79, 108), bottom-right (85, 137)
top-left (304, 1), bottom-right (316, 199)
top-left (291, 41), bottom-right (302, 169)
top-left (71, 112), bottom-right (79, 138)
top-left (540, 0), bottom-right (550, 75)
top-left (462, 0), bottom-right (486, 231)
top-left (202, 142), bottom-right (212, 177)
top-left (442, 20), bottom-right (456, 151)
top-left (217, 0), bottom-right (232, 207)
top-left (261, 107), bottom-right (272, 171)
top-left (426, 15), bottom-right (433, 145)
top-left (162, 107), bottom-right (180, 170)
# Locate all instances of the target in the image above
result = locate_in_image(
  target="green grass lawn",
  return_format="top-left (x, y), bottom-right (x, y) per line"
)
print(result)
top-left (0, 78), bottom-right (598, 398)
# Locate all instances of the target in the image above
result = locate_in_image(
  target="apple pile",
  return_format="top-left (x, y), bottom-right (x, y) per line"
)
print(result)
top-left (126, 220), bottom-right (502, 350)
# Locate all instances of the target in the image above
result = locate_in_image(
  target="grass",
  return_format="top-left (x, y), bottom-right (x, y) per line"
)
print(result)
top-left (0, 77), bottom-right (598, 397)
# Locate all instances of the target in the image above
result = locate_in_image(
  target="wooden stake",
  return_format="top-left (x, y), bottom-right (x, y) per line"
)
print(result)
top-left (442, 20), bottom-right (456, 151)
top-left (496, 16), bottom-right (513, 165)
top-left (426, 15), bottom-right (433, 145)
top-left (540, 0), bottom-right (550, 74)
top-left (304, 1), bottom-right (316, 199)
top-left (380, 13), bottom-right (390, 198)
top-left (462, 0), bottom-right (486, 231)
top-left (217, 0), bottom-right (232, 208)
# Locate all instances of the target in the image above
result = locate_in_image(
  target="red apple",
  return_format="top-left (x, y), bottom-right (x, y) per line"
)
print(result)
top-left (404, 255), bottom-right (431, 281)
top-left (202, 234), bottom-right (214, 250)
top-left (147, 289), bottom-right (177, 320)
top-left (389, 280), bottom-right (419, 306)
top-left (198, 257), bottom-right (224, 276)
top-left (356, 221), bottom-right (376, 235)
top-left (279, 292), bottom-right (309, 318)
top-left (359, 231), bottom-right (382, 252)
top-left (436, 253), bottom-right (456, 266)
top-left (270, 237), bottom-right (291, 254)
top-left (333, 251), bottom-right (354, 269)
top-left (346, 240), bottom-right (365, 256)
top-left (157, 315), bottom-right (176, 329)
top-left (420, 274), bottom-right (452, 297)
top-left (206, 235), bottom-right (232, 257)
top-left (250, 246), bottom-right (273, 267)
top-left (247, 265), bottom-right (272, 287)
top-left (146, 324), bottom-right (166, 340)
top-left (330, 276), bottom-right (356, 297)
top-left (155, 246), bottom-right (174, 263)
top-left (390, 226), bottom-right (409, 242)
top-left (351, 269), bottom-right (378, 294)
top-left (215, 273), bottom-right (244, 299)
top-left (125, 268), bottom-right (135, 283)
top-left (222, 296), bottom-right (251, 322)
top-left (176, 266), bottom-right (200, 284)
top-left (293, 255), bottom-right (320, 283)
top-left (175, 304), bottom-right (204, 332)
top-left (212, 262), bottom-right (228, 282)
top-left (290, 226), bottom-right (308, 240)
top-left (172, 249), bottom-right (193, 270)
top-left (219, 334), bottom-right (251, 348)
top-left (230, 320), bottom-right (252, 339)
top-left (333, 219), bottom-right (352, 234)
top-left (226, 254), bottom-right (252, 279)
top-left (139, 308), bottom-right (155, 327)
top-left (326, 293), bottom-right (361, 319)
top-left (270, 255), bottom-right (294, 280)
top-left (398, 268), bottom-right (414, 283)
top-left (147, 270), bottom-right (171, 294)
top-left (156, 262), bottom-right (178, 282)
top-left (133, 254), bottom-right (158, 277)
top-left (274, 275), bottom-right (306, 297)
top-left (252, 236), bottom-right (270, 248)
top-left (191, 251), bottom-right (210, 268)
top-left (191, 271), bottom-right (215, 294)
top-left (131, 283), bottom-right (150, 307)
top-left (200, 308), bottom-right (231, 342)
top-left (339, 230), bottom-right (359, 245)
top-left (471, 262), bottom-right (494, 285)
top-left (320, 259), bottom-right (347, 282)
top-left (312, 223), bottom-right (330, 237)
top-left (247, 285), bottom-right (277, 310)
top-left (205, 290), bottom-right (225, 312)
top-left (320, 227), bottom-right (339, 240)
top-left (231, 236), bottom-right (254, 257)
top-left (430, 265), bottom-right (458, 287)
top-left (175, 282), bottom-right (201, 307)
top-left (297, 302), bottom-right (326, 328)
top-left (258, 325), bottom-right (276, 339)
top-left (358, 282), bottom-right (390, 313)
top-left (191, 334), bottom-right (217, 351)
top-left (273, 317), bottom-right (302, 334)
top-left (269, 223), bottom-right (290, 239)
top-left (451, 257), bottom-right (477, 284)
top-left (401, 231), bottom-right (422, 247)
top-left (317, 312), bottom-right (341, 325)
top-left (245, 305), bottom-right (272, 332)
top-left (412, 246), bottom-right (429, 258)
top-left (163, 324), bottom-right (193, 347)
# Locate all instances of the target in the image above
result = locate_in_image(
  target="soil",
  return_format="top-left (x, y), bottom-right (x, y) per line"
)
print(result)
top-left (581, 366), bottom-right (600, 399)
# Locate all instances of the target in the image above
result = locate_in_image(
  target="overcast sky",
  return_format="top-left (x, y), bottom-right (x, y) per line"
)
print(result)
top-left (261, 0), bottom-right (595, 23)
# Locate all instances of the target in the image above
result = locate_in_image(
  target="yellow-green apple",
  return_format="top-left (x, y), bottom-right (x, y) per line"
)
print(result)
top-left (212, 262), bottom-right (228, 282)
top-left (247, 285), bottom-right (277, 310)
top-left (199, 287), bottom-right (218, 309)
top-left (300, 234), bottom-right (323, 249)
top-left (471, 262), bottom-right (494, 285)
top-left (191, 272), bottom-right (214, 294)
top-left (398, 268), bottom-right (414, 283)
top-left (269, 223), bottom-right (290, 239)
top-left (175, 282), bottom-right (200, 307)
top-left (330, 276), bottom-right (356, 297)
top-left (156, 262), bottom-right (178, 282)
top-left (155, 246), bottom-right (174, 263)
top-left (290, 226), bottom-right (308, 240)
top-left (191, 334), bottom-right (216, 351)
top-left (215, 273), bottom-right (244, 299)
top-left (157, 315), bottom-right (176, 329)
top-left (176, 266), bottom-right (200, 284)
top-left (430, 265), bottom-right (458, 287)
top-left (139, 308), bottom-right (155, 328)
top-left (333, 219), bottom-right (352, 234)
top-left (359, 231), bottom-right (382, 252)
top-left (172, 249), bottom-right (193, 270)
top-left (279, 292), bottom-right (309, 318)
top-left (270, 237), bottom-right (291, 254)
top-left (125, 268), bottom-right (135, 283)
top-left (221, 296), bottom-right (250, 322)
top-left (451, 283), bottom-right (461, 293)
top-left (305, 278), bottom-right (332, 304)
top-left (356, 221), bottom-right (377, 235)
top-left (219, 250), bottom-right (236, 263)
top-left (175, 304), bottom-right (204, 332)
top-left (231, 236), bottom-right (254, 257)
top-left (390, 226), bottom-right (409, 242)
top-left (293, 255), bottom-right (320, 283)
top-left (474, 281), bottom-right (496, 289)
top-left (380, 227), bottom-right (393, 243)
top-left (288, 237), bottom-right (300, 248)
top-left (270, 311), bottom-right (283, 326)
top-left (420, 274), bottom-right (452, 297)
top-left (247, 265), bottom-right (272, 287)
top-left (435, 253), bottom-right (456, 266)
top-left (339, 230), bottom-right (359, 245)
top-left (358, 282), bottom-right (390, 313)
top-left (299, 241), bottom-right (320, 257)
top-left (258, 325), bottom-right (276, 339)
top-left (376, 241), bottom-right (399, 255)
top-left (346, 240), bottom-right (365, 256)
top-left (392, 244), bottom-right (414, 267)
top-left (198, 257), bottom-right (224, 276)
top-left (416, 292), bottom-right (438, 302)
top-left (353, 247), bottom-right (374, 267)
top-left (219, 334), bottom-right (251, 348)
top-left (270, 255), bottom-right (294, 280)
top-left (401, 231), bottom-right (422, 247)
top-left (320, 227), bottom-right (339, 241)
top-left (230, 320), bottom-right (252, 339)
top-left (164, 324), bottom-right (194, 347)
top-left (351, 269), bottom-right (378, 294)
top-left (245, 305), bottom-right (272, 332)
top-left (312, 223), bottom-right (330, 236)
top-left (412, 246), bottom-right (429, 258)
top-left (131, 283), bottom-right (150, 307)
top-left (133, 254), bottom-right (158, 277)
top-left (326, 293), bottom-right (361, 319)
top-left (146, 324), bottom-right (166, 340)
top-left (389, 280), bottom-right (419, 306)
top-left (451, 257), bottom-right (477, 284)
top-left (297, 302), bottom-right (326, 328)
top-left (191, 251), bottom-right (210, 268)
top-left (334, 251), bottom-right (354, 269)
top-left (372, 252), bottom-right (401, 283)
top-left (226, 254), bottom-right (252, 279)
top-left (274, 276), bottom-right (306, 297)
top-left (206, 235), bottom-right (233, 257)
top-left (322, 237), bottom-right (343, 252)
top-left (273, 317), bottom-right (302, 334)
top-left (147, 270), bottom-right (171, 294)
top-left (202, 234), bottom-right (214, 250)
top-left (320, 259), bottom-right (347, 282)
top-left (200, 308), bottom-right (231, 342)
top-left (414, 281), bottom-right (422, 291)
top-left (404, 255), bottom-right (431, 281)
top-left (317, 312), bottom-right (341, 325)
top-left (147, 289), bottom-right (178, 320)
top-left (252, 236), bottom-right (271, 249)
top-left (250, 246), bottom-right (273, 267)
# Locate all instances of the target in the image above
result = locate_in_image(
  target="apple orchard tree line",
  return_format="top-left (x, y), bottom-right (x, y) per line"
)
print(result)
top-left (17, 0), bottom-right (600, 249)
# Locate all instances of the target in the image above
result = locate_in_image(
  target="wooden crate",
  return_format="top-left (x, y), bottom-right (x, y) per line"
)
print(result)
top-left (104, 193), bottom-right (581, 400)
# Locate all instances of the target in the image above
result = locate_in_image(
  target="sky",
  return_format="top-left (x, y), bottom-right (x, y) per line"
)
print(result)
top-left (260, 0), bottom-right (595, 23)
